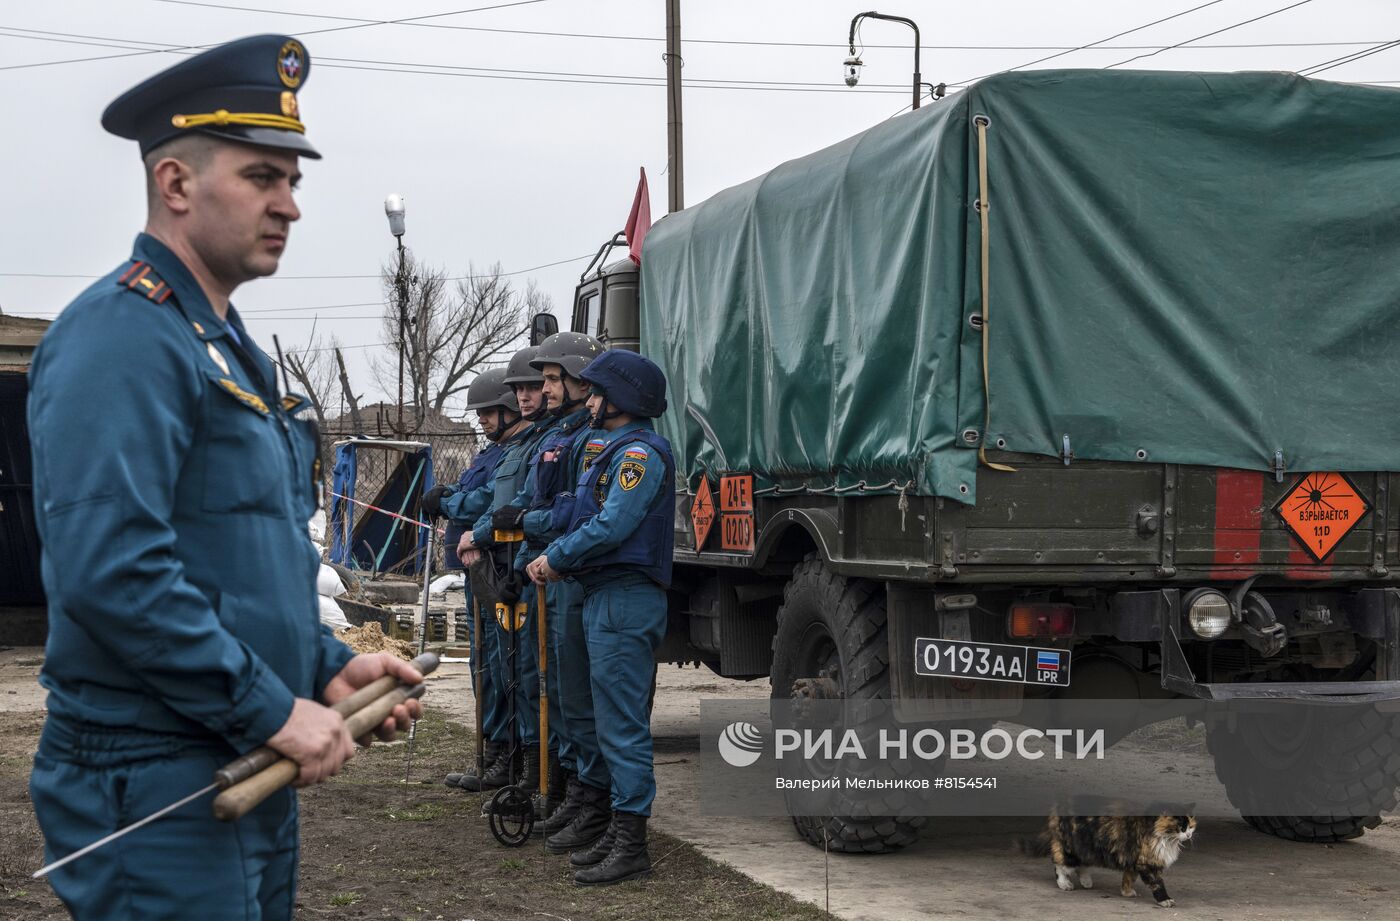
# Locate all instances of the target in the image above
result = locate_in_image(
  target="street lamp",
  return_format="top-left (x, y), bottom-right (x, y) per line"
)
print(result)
top-left (845, 10), bottom-right (922, 110)
top-left (384, 194), bottom-right (409, 434)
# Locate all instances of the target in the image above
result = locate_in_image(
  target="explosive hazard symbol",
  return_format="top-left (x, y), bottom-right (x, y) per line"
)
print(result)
top-left (691, 478), bottom-right (716, 550)
top-left (1273, 472), bottom-right (1371, 563)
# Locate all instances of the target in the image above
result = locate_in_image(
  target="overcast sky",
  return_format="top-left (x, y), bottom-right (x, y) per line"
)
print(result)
top-left (4, 0), bottom-right (1399, 417)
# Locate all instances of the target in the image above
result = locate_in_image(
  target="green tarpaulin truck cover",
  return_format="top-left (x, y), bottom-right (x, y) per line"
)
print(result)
top-left (640, 69), bottom-right (1400, 503)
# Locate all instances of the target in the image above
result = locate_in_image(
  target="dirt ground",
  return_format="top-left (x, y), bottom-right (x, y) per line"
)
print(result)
top-left (0, 647), bottom-right (824, 921)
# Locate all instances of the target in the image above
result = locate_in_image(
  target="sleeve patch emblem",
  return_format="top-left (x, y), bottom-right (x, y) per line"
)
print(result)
top-left (583, 439), bottom-right (606, 468)
top-left (623, 447), bottom-right (649, 461)
top-left (619, 460), bottom-right (646, 491)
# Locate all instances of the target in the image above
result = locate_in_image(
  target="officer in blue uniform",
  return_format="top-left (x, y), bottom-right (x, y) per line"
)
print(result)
top-left (491, 333), bottom-right (605, 835)
top-left (424, 369), bottom-right (511, 790)
top-left (456, 351), bottom-right (542, 790)
top-left (27, 35), bottom-right (423, 920)
top-left (527, 350), bottom-right (674, 886)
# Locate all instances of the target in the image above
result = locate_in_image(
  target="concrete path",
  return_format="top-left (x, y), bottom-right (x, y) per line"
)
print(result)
top-left (423, 657), bottom-right (1400, 921)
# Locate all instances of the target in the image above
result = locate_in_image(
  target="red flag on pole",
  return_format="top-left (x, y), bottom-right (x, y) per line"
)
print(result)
top-left (624, 167), bottom-right (652, 266)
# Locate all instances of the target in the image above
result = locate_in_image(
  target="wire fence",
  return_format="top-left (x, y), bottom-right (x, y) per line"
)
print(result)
top-left (319, 430), bottom-right (483, 575)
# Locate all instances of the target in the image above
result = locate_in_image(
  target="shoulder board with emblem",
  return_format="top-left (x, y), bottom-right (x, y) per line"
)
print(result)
top-left (116, 261), bottom-right (176, 304)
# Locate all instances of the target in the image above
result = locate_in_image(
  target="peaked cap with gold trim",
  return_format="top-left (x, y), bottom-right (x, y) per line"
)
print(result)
top-left (101, 34), bottom-right (319, 159)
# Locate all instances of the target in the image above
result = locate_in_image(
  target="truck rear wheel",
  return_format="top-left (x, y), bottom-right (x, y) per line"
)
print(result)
top-left (1205, 698), bottom-right (1400, 843)
top-left (770, 556), bottom-right (926, 853)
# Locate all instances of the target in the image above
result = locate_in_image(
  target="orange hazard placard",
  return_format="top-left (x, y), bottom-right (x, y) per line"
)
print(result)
top-left (720, 474), bottom-right (754, 512)
top-left (691, 478), bottom-right (716, 550)
top-left (1273, 472), bottom-right (1371, 563)
top-left (720, 512), bottom-right (756, 552)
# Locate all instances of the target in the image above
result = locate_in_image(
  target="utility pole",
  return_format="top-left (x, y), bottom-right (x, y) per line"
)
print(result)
top-left (665, 0), bottom-right (684, 212)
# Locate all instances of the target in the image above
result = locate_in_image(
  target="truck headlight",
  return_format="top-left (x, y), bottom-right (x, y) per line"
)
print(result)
top-left (1185, 589), bottom-right (1232, 639)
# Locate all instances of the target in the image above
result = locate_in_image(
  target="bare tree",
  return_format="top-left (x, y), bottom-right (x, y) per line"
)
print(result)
top-left (282, 333), bottom-right (341, 431)
top-left (374, 253), bottom-right (530, 432)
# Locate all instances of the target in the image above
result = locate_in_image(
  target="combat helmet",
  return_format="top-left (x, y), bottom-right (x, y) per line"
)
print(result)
top-left (580, 350), bottom-right (668, 419)
top-left (465, 367), bottom-right (519, 412)
top-left (529, 331), bottom-right (603, 379)
top-left (502, 345), bottom-right (543, 386)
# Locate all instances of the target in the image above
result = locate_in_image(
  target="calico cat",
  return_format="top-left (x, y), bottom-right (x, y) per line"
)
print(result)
top-left (1018, 808), bottom-right (1196, 908)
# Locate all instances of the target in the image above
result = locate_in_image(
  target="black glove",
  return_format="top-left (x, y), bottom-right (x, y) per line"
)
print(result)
top-left (492, 504), bottom-right (526, 531)
top-left (421, 484), bottom-right (455, 519)
top-left (498, 568), bottom-right (524, 606)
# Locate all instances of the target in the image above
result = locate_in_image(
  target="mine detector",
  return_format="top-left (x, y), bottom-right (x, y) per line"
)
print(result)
top-left (565, 69), bottom-right (1400, 853)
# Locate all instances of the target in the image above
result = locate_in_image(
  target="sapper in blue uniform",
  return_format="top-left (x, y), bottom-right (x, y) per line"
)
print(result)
top-left (529, 349), bottom-right (675, 887)
top-left (421, 386), bottom-right (507, 791)
top-left (27, 34), bottom-right (423, 921)
top-left (436, 368), bottom-right (527, 793)
top-left (496, 332), bottom-right (613, 852)
top-left (458, 363), bottom-right (540, 792)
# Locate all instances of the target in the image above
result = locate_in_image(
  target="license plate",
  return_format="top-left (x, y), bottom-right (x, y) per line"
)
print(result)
top-left (914, 637), bottom-right (1071, 687)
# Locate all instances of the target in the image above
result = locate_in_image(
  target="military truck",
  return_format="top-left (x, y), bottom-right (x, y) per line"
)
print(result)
top-left (569, 69), bottom-right (1400, 853)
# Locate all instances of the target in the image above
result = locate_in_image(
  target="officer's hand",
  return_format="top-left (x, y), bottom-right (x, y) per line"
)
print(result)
top-left (321, 652), bottom-right (425, 743)
top-left (458, 531), bottom-right (480, 567)
top-left (421, 484), bottom-right (455, 519)
top-left (267, 698), bottom-right (357, 787)
top-left (527, 554), bottom-right (560, 585)
top-left (492, 504), bottom-right (525, 531)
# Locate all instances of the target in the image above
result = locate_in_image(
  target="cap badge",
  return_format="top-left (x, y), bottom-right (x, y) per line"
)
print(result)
top-left (277, 40), bottom-right (305, 89)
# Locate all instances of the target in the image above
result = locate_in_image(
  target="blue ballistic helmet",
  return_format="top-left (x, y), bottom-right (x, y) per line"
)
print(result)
top-left (579, 350), bottom-right (668, 418)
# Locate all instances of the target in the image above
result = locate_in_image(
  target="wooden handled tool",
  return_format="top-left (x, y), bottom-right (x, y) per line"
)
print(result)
top-left (536, 582), bottom-right (548, 799)
top-left (213, 651), bottom-right (440, 790)
top-left (213, 683), bottom-right (427, 821)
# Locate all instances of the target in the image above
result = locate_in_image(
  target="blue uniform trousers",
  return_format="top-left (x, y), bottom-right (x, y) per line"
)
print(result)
top-left (543, 579), bottom-right (567, 766)
top-left (461, 590), bottom-right (507, 744)
top-left (555, 577), bottom-right (608, 789)
top-left (31, 719), bottom-right (297, 921)
top-left (581, 572), bottom-right (665, 815)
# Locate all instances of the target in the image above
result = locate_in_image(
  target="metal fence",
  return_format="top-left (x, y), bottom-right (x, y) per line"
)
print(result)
top-left (318, 431), bottom-right (482, 574)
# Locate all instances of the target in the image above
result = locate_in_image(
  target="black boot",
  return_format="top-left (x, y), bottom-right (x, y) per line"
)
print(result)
top-left (486, 744), bottom-right (539, 816)
top-left (533, 753), bottom-right (565, 831)
top-left (574, 813), bottom-right (652, 886)
top-left (446, 740), bottom-right (503, 789)
top-left (543, 771), bottom-right (584, 835)
top-left (546, 783), bottom-right (611, 854)
top-left (459, 743), bottom-right (515, 792)
top-left (569, 812), bottom-right (618, 868)
top-left (544, 753), bottom-right (567, 817)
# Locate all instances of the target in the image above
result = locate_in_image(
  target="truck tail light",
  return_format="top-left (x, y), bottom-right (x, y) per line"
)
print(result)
top-left (1008, 603), bottom-right (1075, 638)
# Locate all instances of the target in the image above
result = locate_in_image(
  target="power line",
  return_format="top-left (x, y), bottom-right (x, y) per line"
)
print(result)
top-left (950, 0), bottom-right (1229, 88)
top-left (5, 21), bottom-right (1388, 94)
top-left (130, 0), bottom-right (1392, 52)
top-left (1298, 38), bottom-right (1400, 77)
top-left (0, 1), bottom-right (550, 72)
top-left (1103, 0), bottom-right (1317, 69)
top-left (0, 253), bottom-right (592, 282)
top-left (0, 27), bottom-right (921, 91)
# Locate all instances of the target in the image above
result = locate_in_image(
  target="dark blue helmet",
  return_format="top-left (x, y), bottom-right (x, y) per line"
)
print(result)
top-left (579, 350), bottom-right (668, 418)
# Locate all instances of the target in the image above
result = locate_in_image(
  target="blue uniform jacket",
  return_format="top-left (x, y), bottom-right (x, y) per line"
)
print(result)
top-left (470, 423), bottom-right (537, 547)
top-left (27, 233), bottom-right (353, 754)
top-left (441, 440), bottom-right (504, 525)
top-left (544, 421), bottom-right (675, 586)
top-left (512, 407), bottom-right (592, 570)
